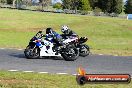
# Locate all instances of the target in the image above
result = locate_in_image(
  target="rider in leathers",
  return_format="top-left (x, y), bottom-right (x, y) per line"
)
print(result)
top-left (61, 25), bottom-right (78, 39)
top-left (45, 28), bottom-right (63, 54)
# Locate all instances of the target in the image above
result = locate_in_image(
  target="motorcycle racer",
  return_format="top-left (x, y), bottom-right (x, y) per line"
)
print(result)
top-left (60, 25), bottom-right (90, 56)
top-left (61, 25), bottom-right (78, 39)
top-left (45, 28), bottom-right (64, 54)
top-left (46, 28), bottom-right (63, 45)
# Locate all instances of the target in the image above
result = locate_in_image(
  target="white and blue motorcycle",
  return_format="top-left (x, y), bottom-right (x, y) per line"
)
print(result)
top-left (24, 31), bottom-right (79, 61)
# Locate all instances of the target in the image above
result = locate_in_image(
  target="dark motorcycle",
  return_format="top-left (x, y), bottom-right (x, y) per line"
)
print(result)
top-left (61, 35), bottom-right (90, 57)
top-left (76, 37), bottom-right (90, 57)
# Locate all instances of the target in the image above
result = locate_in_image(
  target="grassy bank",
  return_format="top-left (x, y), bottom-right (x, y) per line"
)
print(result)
top-left (0, 71), bottom-right (131, 88)
top-left (0, 8), bottom-right (132, 55)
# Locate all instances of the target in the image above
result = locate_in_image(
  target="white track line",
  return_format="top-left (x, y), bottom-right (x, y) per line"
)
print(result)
top-left (8, 70), bottom-right (18, 72)
top-left (0, 48), bottom-right (5, 49)
top-left (23, 71), bottom-right (34, 73)
top-left (99, 54), bottom-right (103, 55)
top-left (72, 74), bottom-right (77, 76)
top-left (38, 72), bottom-right (49, 74)
top-left (17, 49), bottom-right (23, 50)
top-left (56, 73), bottom-right (68, 75)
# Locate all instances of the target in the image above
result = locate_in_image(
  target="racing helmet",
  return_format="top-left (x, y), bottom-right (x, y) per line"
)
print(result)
top-left (46, 28), bottom-right (53, 34)
top-left (61, 25), bottom-right (69, 34)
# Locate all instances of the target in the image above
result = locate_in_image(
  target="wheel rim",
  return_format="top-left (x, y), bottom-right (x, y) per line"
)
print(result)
top-left (66, 48), bottom-right (78, 58)
top-left (80, 46), bottom-right (89, 54)
top-left (25, 47), bottom-right (39, 57)
top-left (81, 48), bottom-right (88, 54)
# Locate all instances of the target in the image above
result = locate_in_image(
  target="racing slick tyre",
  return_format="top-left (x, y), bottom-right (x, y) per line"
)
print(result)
top-left (79, 44), bottom-right (90, 57)
top-left (61, 45), bottom-right (79, 61)
top-left (24, 46), bottom-right (40, 59)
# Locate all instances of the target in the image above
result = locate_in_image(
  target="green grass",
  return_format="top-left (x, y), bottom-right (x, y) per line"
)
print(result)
top-left (0, 71), bottom-right (131, 88)
top-left (0, 8), bottom-right (132, 55)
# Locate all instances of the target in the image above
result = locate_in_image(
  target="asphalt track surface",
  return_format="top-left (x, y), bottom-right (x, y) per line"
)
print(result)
top-left (0, 48), bottom-right (132, 75)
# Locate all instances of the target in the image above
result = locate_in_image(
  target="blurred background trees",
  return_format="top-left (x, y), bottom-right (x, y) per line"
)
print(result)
top-left (53, 2), bottom-right (62, 9)
top-left (0, 0), bottom-right (131, 14)
top-left (124, 0), bottom-right (132, 14)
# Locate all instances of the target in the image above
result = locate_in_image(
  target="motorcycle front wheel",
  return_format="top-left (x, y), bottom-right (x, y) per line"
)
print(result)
top-left (61, 45), bottom-right (79, 61)
top-left (24, 45), bottom-right (40, 59)
top-left (79, 44), bottom-right (90, 57)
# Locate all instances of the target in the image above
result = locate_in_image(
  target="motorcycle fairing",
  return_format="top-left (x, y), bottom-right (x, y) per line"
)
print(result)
top-left (36, 42), bottom-right (42, 47)
top-left (63, 37), bottom-right (78, 44)
top-left (39, 39), bottom-right (61, 56)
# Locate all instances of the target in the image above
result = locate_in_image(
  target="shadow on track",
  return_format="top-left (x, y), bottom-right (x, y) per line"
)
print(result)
top-left (9, 53), bottom-right (25, 58)
top-left (41, 56), bottom-right (64, 60)
top-left (9, 53), bottom-right (64, 60)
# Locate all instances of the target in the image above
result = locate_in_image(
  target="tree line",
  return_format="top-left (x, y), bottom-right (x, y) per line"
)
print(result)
top-left (62, 0), bottom-right (132, 14)
top-left (0, 0), bottom-right (131, 14)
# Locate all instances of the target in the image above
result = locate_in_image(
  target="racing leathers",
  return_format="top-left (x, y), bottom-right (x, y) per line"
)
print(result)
top-left (61, 29), bottom-right (78, 39)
